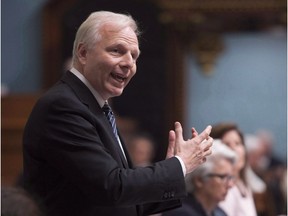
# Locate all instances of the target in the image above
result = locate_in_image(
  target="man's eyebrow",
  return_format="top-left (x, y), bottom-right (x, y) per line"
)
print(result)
top-left (108, 42), bottom-right (140, 56)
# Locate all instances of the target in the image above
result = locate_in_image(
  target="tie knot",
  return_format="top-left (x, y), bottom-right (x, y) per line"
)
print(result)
top-left (102, 102), bottom-right (118, 138)
top-left (102, 102), bottom-right (112, 115)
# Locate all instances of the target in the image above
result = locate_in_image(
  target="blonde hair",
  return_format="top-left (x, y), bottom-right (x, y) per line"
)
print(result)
top-left (72, 11), bottom-right (140, 63)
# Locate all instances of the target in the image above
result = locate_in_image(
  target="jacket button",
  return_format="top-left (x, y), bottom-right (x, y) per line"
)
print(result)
top-left (163, 192), bottom-right (168, 199)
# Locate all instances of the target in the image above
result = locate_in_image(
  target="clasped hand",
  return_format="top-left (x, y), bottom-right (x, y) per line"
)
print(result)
top-left (166, 122), bottom-right (213, 174)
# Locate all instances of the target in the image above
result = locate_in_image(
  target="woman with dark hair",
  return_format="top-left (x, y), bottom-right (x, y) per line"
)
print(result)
top-left (210, 123), bottom-right (257, 216)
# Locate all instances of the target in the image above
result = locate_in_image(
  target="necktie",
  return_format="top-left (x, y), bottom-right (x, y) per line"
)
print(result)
top-left (102, 102), bottom-right (127, 162)
top-left (102, 102), bottom-right (118, 138)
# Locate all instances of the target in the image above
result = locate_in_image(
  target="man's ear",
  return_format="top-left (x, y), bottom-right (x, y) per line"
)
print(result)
top-left (77, 43), bottom-right (88, 65)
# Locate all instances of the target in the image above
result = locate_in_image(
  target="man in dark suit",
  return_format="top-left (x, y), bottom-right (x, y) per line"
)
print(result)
top-left (23, 11), bottom-right (213, 216)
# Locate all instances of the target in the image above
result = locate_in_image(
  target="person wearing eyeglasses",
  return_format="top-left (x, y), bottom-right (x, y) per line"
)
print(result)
top-left (210, 123), bottom-right (258, 216)
top-left (162, 139), bottom-right (236, 216)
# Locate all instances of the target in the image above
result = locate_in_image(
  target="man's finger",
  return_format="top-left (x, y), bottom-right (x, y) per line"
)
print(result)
top-left (191, 127), bottom-right (198, 139)
top-left (203, 148), bottom-right (212, 157)
top-left (174, 122), bottom-right (184, 152)
top-left (194, 125), bottom-right (212, 144)
top-left (202, 137), bottom-right (213, 151)
top-left (174, 122), bottom-right (184, 142)
top-left (166, 130), bottom-right (176, 159)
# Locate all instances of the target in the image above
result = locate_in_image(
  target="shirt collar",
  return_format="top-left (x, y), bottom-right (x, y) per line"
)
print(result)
top-left (70, 67), bottom-right (106, 107)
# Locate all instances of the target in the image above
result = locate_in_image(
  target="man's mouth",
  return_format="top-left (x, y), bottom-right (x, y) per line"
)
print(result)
top-left (111, 73), bottom-right (127, 83)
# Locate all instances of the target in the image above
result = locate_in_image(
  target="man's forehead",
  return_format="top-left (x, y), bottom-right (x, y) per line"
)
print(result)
top-left (101, 23), bottom-right (137, 37)
top-left (100, 24), bottom-right (140, 50)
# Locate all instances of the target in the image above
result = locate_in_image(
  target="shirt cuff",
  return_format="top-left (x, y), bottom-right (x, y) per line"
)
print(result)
top-left (174, 156), bottom-right (186, 176)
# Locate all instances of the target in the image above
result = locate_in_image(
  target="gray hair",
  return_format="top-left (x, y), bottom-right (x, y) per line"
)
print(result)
top-left (185, 139), bottom-right (237, 192)
top-left (244, 134), bottom-right (261, 153)
top-left (72, 11), bottom-right (140, 63)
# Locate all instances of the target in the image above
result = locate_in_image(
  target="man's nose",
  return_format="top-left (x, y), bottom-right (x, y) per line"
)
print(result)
top-left (120, 53), bottom-right (134, 69)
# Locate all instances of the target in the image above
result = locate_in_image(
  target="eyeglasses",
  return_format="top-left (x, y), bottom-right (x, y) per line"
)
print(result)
top-left (205, 173), bottom-right (235, 183)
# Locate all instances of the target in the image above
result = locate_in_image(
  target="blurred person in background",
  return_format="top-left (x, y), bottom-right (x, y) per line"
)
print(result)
top-left (245, 134), bottom-right (267, 194)
top-left (126, 134), bottom-right (161, 216)
top-left (126, 132), bottom-right (156, 167)
top-left (162, 139), bottom-right (237, 216)
top-left (256, 130), bottom-right (286, 173)
top-left (246, 131), bottom-right (287, 215)
top-left (210, 123), bottom-right (258, 216)
top-left (245, 134), bottom-right (276, 216)
top-left (1, 186), bottom-right (44, 216)
top-left (280, 169), bottom-right (287, 214)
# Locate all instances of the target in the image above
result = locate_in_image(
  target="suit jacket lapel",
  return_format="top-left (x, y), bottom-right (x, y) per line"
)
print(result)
top-left (61, 71), bottom-right (129, 168)
top-left (118, 134), bottom-right (134, 168)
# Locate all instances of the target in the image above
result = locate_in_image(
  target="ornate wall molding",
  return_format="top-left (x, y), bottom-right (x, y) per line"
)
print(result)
top-left (156, 0), bottom-right (285, 10)
top-left (190, 33), bottom-right (224, 75)
top-left (156, 0), bottom-right (286, 31)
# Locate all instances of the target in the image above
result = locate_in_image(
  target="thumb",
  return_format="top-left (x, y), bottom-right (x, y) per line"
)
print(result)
top-left (174, 122), bottom-right (184, 142)
top-left (174, 122), bottom-right (184, 153)
top-left (166, 130), bottom-right (176, 159)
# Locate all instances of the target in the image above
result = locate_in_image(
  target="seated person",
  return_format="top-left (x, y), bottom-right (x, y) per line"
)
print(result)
top-left (162, 139), bottom-right (236, 216)
top-left (211, 123), bottom-right (258, 216)
top-left (1, 186), bottom-right (43, 216)
top-left (126, 132), bottom-right (156, 167)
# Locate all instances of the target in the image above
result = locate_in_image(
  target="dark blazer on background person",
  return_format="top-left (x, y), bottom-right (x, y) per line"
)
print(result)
top-left (22, 71), bottom-right (186, 216)
top-left (162, 193), bottom-right (227, 216)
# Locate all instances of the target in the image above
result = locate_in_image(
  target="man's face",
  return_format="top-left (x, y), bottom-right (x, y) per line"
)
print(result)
top-left (78, 24), bottom-right (140, 100)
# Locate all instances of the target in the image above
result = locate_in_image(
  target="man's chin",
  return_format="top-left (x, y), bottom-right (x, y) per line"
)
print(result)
top-left (109, 89), bottom-right (124, 98)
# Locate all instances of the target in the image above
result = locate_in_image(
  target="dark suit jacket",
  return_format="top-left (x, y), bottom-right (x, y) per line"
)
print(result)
top-left (22, 71), bottom-right (186, 216)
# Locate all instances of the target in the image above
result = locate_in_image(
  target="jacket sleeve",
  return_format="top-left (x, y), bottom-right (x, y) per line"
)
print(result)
top-left (141, 199), bottom-right (182, 215)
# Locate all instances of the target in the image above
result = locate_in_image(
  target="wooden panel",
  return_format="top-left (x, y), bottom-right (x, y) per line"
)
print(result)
top-left (1, 94), bottom-right (40, 186)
